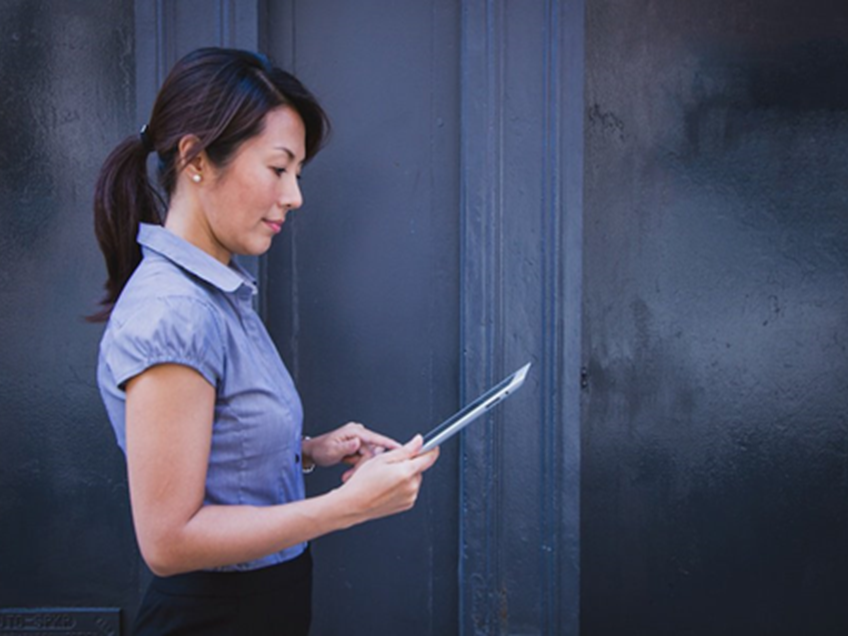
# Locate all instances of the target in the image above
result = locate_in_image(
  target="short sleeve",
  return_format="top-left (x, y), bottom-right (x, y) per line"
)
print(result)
top-left (104, 295), bottom-right (225, 390)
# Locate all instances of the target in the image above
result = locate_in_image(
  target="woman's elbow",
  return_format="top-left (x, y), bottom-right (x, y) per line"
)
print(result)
top-left (138, 534), bottom-right (190, 577)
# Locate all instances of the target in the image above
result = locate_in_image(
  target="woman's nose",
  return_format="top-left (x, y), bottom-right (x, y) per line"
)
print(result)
top-left (279, 178), bottom-right (303, 210)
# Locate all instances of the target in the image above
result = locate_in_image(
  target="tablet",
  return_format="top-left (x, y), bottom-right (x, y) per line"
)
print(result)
top-left (420, 362), bottom-right (531, 453)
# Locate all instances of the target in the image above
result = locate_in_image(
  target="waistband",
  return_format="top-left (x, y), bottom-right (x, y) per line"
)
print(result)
top-left (149, 547), bottom-right (312, 598)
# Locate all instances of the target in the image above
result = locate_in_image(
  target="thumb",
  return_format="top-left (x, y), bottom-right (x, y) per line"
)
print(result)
top-left (341, 436), bottom-right (362, 454)
top-left (384, 434), bottom-right (423, 463)
top-left (402, 434), bottom-right (424, 456)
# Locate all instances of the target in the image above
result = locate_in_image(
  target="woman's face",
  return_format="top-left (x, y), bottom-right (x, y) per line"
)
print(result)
top-left (195, 105), bottom-right (306, 263)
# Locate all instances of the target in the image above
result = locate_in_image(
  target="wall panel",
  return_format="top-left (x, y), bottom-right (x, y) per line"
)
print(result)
top-left (583, 1), bottom-right (848, 633)
top-left (0, 1), bottom-right (138, 631)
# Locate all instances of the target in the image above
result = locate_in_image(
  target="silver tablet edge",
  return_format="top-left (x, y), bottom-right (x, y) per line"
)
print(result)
top-left (420, 362), bottom-right (531, 453)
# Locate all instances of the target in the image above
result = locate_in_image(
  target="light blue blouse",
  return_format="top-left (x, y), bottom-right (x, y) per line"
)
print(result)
top-left (97, 223), bottom-right (306, 571)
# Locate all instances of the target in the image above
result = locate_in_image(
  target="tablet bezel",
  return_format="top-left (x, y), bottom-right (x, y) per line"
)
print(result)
top-left (420, 362), bottom-right (531, 453)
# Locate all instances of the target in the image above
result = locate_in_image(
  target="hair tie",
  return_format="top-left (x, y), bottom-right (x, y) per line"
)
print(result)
top-left (139, 124), bottom-right (154, 153)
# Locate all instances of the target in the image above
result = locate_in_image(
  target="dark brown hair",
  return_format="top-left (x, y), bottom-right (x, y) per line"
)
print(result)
top-left (89, 47), bottom-right (329, 322)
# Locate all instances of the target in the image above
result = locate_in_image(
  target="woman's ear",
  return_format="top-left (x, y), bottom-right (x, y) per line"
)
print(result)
top-left (176, 134), bottom-right (207, 180)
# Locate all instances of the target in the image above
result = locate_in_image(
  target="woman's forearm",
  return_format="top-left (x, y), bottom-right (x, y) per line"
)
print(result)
top-left (140, 488), bottom-right (360, 577)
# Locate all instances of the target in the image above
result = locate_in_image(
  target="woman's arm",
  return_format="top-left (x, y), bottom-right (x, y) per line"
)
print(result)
top-left (125, 363), bottom-right (438, 577)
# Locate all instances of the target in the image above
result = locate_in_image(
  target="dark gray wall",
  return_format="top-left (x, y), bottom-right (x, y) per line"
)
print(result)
top-left (583, 1), bottom-right (848, 634)
top-left (0, 0), bottom-right (140, 626)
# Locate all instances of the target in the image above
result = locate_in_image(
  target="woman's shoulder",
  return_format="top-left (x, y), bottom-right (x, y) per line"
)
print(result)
top-left (106, 256), bottom-right (230, 351)
top-left (100, 258), bottom-right (228, 388)
top-left (114, 255), bottom-right (220, 317)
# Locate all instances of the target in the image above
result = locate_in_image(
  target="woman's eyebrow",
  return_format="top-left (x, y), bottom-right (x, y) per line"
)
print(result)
top-left (273, 146), bottom-right (305, 166)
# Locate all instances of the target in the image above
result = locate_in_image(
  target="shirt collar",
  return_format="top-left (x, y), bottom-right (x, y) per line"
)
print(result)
top-left (137, 223), bottom-right (256, 294)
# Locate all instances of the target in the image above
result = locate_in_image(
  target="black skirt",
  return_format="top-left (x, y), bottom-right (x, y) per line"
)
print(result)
top-left (133, 548), bottom-right (312, 636)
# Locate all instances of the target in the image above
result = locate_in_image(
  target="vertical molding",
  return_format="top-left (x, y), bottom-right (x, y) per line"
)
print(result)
top-left (222, 0), bottom-right (260, 51)
top-left (156, 0), bottom-right (173, 86)
top-left (539, 1), bottom-right (583, 634)
top-left (461, 0), bottom-right (584, 634)
top-left (219, 0), bottom-right (229, 46)
top-left (540, 0), bottom-right (563, 632)
top-left (133, 1), bottom-right (158, 127)
top-left (260, 0), bottom-right (299, 370)
top-left (558, 1), bottom-right (585, 633)
top-left (459, 0), bottom-right (506, 634)
top-left (134, 0), bottom-right (261, 137)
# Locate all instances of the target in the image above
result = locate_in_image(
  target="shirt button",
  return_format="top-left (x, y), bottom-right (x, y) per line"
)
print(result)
top-left (295, 453), bottom-right (301, 464)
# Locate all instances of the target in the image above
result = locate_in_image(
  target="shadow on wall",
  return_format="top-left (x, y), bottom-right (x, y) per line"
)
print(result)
top-left (666, 37), bottom-right (848, 274)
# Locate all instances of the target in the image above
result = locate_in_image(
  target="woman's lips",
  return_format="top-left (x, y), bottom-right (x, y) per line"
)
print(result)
top-left (264, 219), bottom-right (283, 234)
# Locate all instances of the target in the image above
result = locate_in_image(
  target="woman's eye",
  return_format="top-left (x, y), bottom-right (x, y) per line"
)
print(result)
top-left (272, 167), bottom-right (301, 180)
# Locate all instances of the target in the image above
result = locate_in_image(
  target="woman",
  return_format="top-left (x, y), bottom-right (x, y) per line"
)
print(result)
top-left (91, 47), bottom-right (439, 635)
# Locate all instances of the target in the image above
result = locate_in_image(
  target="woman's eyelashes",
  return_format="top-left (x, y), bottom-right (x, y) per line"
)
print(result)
top-left (271, 166), bottom-right (303, 180)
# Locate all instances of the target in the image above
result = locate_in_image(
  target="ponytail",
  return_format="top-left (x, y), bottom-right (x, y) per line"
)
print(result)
top-left (88, 134), bottom-right (163, 322)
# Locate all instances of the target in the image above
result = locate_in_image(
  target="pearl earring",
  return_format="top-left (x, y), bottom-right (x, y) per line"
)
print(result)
top-left (192, 174), bottom-right (202, 183)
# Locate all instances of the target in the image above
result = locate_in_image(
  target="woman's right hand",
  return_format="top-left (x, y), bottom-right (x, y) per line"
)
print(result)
top-left (337, 435), bottom-right (439, 523)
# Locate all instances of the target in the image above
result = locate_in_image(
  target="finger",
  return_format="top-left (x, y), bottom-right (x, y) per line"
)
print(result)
top-left (368, 437), bottom-right (410, 465)
top-left (352, 427), bottom-right (402, 451)
top-left (405, 474), bottom-right (423, 508)
top-left (344, 436), bottom-right (363, 453)
top-left (373, 434), bottom-right (423, 466)
top-left (399, 434), bottom-right (424, 458)
top-left (340, 440), bottom-right (378, 466)
top-left (408, 446), bottom-right (440, 473)
top-left (356, 443), bottom-right (378, 461)
top-left (341, 454), bottom-right (373, 482)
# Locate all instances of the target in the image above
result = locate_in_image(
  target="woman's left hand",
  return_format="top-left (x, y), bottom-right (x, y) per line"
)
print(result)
top-left (302, 422), bottom-right (400, 471)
